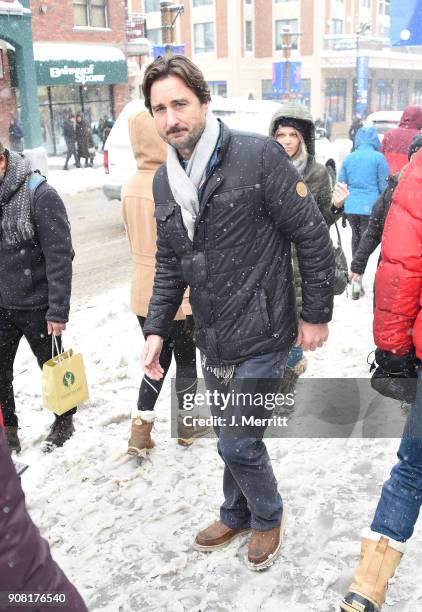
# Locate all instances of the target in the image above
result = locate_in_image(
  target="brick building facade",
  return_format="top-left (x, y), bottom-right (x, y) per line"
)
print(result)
top-left (0, 0), bottom-right (129, 153)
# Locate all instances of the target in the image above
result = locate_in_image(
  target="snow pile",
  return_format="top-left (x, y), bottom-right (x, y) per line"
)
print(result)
top-left (48, 161), bottom-right (107, 197)
top-left (12, 225), bottom-right (422, 611)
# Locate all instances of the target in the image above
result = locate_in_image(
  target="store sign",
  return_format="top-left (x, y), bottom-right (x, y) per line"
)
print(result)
top-left (36, 59), bottom-right (127, 87)
top-left (356, 56), bottom-right (369, 116)
top-left (49, 64), bottom-right (105, 84)
top-left (272, 61), bottom-right (301, 95)
top-left (391, 0), bottom-right (422, 46)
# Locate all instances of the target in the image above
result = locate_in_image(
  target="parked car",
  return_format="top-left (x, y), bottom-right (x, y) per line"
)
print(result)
top-left (102, 99), bottom-right (144, 201)
top-left (103, 96), bottom-right (341, 200)
top-left (364, 110), bottom-right (403, 141)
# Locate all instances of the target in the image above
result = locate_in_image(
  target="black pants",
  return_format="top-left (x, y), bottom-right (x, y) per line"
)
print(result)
top-left (0, 308), bottom-right (76, 427)
top-left (137, 316), bottom-right (197, 411)
top-left (347, 214), bottom-right (371, 258)
top-left (64, 143), bottom-right (79, 168)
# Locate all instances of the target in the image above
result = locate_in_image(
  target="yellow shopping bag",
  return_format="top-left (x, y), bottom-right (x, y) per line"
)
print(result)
top-left (42, 336), bottom-right (89, 415)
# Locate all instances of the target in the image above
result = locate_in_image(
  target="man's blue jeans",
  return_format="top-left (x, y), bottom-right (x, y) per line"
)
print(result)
top-left (202, 351), bottom-right (288, 532)
top-left (371, 369), bottom-right (422, 542)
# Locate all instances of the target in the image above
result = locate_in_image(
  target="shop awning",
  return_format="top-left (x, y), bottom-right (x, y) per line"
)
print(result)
top-left (33, 42), bottom-right (127, 86)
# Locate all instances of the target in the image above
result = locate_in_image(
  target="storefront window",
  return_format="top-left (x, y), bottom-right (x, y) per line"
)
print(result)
top-left (39, 84), bottom-right (113, 155)
top-left (412, 81), bottom-right (422, 105)
top-left (398, 79), bottom-right (409, 110)
top-left (325, 78), bottom-right (347, 121)
top-left (376, 79), bottom-right (393, 110)
top-left (208, 81), bottom-right (227, 96)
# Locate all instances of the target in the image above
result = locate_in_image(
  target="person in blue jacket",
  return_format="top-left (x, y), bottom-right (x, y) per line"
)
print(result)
top-left (338, 126), bottom-right (389, 297)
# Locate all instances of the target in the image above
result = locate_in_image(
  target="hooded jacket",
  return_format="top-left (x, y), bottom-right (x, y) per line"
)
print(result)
top-left (121, 110), bottom-right (191, 318)
top-left (339, 126), bottom-right (390, 216)
top-left (143, 121), bottom-right (335, 366)
top-left (269, 103), bottom-right (337, 311)
top-left (269, 103), bottom-right (336, 227)
top-left (374, 148), bottom-right (422, 358)
top-left (0, 430), bottom-right (88, 611)
top-left (381, 105), bottom-right (422, 174)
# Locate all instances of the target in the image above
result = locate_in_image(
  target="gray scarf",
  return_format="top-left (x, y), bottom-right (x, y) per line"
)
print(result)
top-left (0, 151), bottom-right (34, 245)
top-left (166, 110), bottom-right (220, 241)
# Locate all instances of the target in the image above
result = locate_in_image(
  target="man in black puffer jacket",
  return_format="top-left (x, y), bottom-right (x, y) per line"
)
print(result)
top-left (140, 56), bottom-right (335, 571)
top-left (0, 142), bottom-right (76, 454)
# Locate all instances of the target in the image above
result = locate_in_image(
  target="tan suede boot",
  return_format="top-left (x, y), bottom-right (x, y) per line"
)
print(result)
top-left (341, 530), bottom-right (405, 612)
top-left (128, 410), bottom-right (155, 457)
top-left (177, 412), bottom-right (211, 447)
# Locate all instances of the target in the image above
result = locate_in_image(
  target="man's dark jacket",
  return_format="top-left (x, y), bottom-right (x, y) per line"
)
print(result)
top-left (0, 182), bottom-right (73, 322)
top-left (63, 119), bottom-right (76, 147)
top-left (0, 431), bottom-right (88, 611)
top-left (144, 123), bottom-right (335, 366)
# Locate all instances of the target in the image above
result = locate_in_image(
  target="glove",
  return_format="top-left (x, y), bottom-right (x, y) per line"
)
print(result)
top-left (374, 349), bottom-right (416, 375)
top-left (370, 349), bottom-right (418, 404)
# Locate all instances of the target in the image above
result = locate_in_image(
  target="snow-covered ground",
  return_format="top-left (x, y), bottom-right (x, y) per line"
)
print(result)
top-left (12, 222), bottom-right (422, 611)
top-left (47, 155), bottom-right (106, 197)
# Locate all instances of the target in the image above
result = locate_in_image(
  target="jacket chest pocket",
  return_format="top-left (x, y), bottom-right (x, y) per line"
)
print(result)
top-left (154, 200), bottom-right (191, 253)
top-left (210, 185), bottom-right (258, 248)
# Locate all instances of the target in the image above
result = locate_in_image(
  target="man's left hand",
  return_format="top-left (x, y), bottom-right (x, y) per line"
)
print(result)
top-left (47, 321), bottom-right (66, 336)
top-left (296, 319), bottom-right (329, 351)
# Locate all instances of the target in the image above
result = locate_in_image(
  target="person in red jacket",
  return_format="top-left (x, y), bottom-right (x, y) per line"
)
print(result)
top-left (380, 105), bottom-right (422, 174)
top-left (340, 147), bottom-right (422, 612)
top-left (0, 416), bottom-right (87, 611)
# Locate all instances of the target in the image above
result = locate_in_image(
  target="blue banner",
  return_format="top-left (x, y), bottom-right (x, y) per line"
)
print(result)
top-left (272, 61), bottom-right (301, 95)
top-left (356, 56), bottom-right (369, 116)
top-left (390, 0), bottom-right (422, 46)
top-left (153, 44), bottom-right (185, 58)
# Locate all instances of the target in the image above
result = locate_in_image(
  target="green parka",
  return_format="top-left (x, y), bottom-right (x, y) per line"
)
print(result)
top-left (269, 103), bottom-right (336, 311)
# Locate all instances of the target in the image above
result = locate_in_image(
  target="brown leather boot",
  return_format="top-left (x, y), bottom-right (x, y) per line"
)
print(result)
top-left (193, 520), bottom-right (251, 551)
top-left (128, 411), bottom-right (155, 457)
top-left (248, 507), bottom-right (286, 570)
top-left (177, 412), bottom-right (211, 447)
top-left (5, 425), bottom-right (21, 454)
top-left (341, 530), bottom-right (405, 612)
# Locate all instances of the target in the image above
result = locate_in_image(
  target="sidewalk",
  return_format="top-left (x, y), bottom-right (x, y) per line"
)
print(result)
top-left (47, 153), bottom-right (108, 197)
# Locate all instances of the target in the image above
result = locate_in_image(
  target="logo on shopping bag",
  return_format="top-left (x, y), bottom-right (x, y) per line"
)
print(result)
top-left (63, 371), bottom-right (76, 387)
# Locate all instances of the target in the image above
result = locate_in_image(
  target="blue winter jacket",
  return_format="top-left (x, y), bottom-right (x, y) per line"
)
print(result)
top-left (339, 127), bottom-right (390, 216)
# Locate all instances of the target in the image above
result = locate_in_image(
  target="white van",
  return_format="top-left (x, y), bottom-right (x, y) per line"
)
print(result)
top-left (102, 98), bottom-right (145, 201)
top-left (364, 110), bottom-right (403, 141)
top-left (103, 96), bottom-right (342, 200)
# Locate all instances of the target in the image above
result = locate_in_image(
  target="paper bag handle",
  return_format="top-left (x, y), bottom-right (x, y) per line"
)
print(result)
top-left (51, 334), bottom-right (63, 361)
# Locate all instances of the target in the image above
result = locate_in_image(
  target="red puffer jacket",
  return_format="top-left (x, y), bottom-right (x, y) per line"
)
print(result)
top-left (380, 106), bottom-right (422, 174)
top-left (0, 430), bottom-right (88, 612)
top-left (374, 147), bottom-right (422, 357)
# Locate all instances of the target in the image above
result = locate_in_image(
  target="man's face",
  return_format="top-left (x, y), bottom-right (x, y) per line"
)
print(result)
top-left (150, 75), bottom-right (208, 158)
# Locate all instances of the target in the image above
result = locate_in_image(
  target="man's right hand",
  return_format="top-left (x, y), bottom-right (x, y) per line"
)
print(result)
top-left (141, 335), bottom-right (164, 380)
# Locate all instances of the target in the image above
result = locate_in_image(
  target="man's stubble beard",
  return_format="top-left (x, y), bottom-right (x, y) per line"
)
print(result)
top-left (165, 119), bottom-right (206, 154)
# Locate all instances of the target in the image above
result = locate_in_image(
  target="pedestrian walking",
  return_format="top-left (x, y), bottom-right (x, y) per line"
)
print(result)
top-left (340, 145), bottom-right (422, 612)
top-left (381, 104), bottom-right (422, 174)
top-left (8, 115), bottom-right (24, 152)
top-left (121, 109), bottom-right (208, 456)
top-left (0, 141), bottom-right (76, 454)
top-left (348, 114), bottom-right (363, 151)
top-left (63, 114), bottom-right (80, 170)
top-left (338, 126), bottom-right (390, 298)
top-left (140, 55), bottom-right (335, 570)
top-left (75, 113), bottom-right (95, 167)
top-left (269, 103), bottom-right (347, 392)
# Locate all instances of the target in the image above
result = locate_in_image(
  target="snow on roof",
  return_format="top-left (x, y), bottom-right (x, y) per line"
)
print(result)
top-left (0, 0), bottom-right (25, 14)
top-left (33, 42), bottom-right (126, 63)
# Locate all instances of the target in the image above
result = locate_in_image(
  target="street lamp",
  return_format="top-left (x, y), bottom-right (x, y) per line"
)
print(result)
top-left (354, 21), bottom-right (371, 116)
top-left (280, 26), bottom-right (302, 101)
